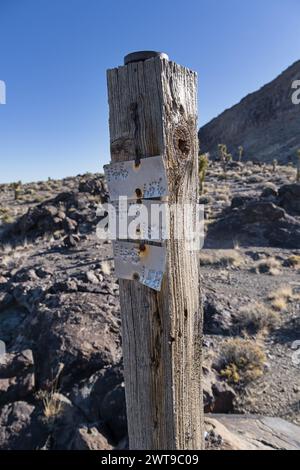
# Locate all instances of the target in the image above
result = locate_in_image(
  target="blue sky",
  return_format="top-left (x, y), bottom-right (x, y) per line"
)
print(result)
top-left (0, 0), bottom-right (299, 183)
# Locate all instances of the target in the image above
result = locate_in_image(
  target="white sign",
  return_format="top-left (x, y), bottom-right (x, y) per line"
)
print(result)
top-left (113, 240), bottom-right (166, 291)
top-left (104, 155), bottom-right (168, 201)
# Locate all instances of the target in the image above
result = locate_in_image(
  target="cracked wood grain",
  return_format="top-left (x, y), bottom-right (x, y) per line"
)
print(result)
top-left (107, 56), bottom-right (203, 450)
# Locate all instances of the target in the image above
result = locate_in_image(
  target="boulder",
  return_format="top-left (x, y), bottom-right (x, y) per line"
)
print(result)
top-left (206, 415), bottom-right (300, 450)
top-left (0, 401), bottom-right (46, 450)
top-left (203, 292), bottom-right (233, 335)
top-left (0, 350), bottom-right (35, 406)
top-left (207, 199), bottom-right (300, 248)
top-left (79, 177), bottom-right (107, 200)
top-left (203, 366), bottom-right (236, 414)
top-left (261, 184), bottom-right (278, 199)
top-left (71, 426), bottom-right (112, 450)
top-left (15, 292), bottom-right (121, 390)
top-left (278, 183), bottom-right (300, 215)
top-left (70, 364), bottom-right (127, 442)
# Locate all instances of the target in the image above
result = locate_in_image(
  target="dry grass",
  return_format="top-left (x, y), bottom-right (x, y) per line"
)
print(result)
top-left (41, 392), bottom-right (63, 421)
top-left (36, 363), bottom-right (64, 425)
top-left (287, 255), bottom-right (300, 269)
top-left (0, 207), bottom-right (15, 224)
top-left (252, 257), bottom-right (281, 275)
top-left (271, 297), bottom-right (287, 312)
top-left (220, 338), bottom-right (266, 385)
top-left (268, 285), bottom-right (296, 311)
top-left (236, 301), bottom-right (279, 333)
top-left (200, 249), bottom-right (243, 268)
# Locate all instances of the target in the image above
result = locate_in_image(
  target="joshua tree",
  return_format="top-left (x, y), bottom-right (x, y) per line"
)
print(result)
top-left (12, 181), bottom-right (22, 200)
top-left (199, 152), bottom-right (209, 194)
top-left (218, 143), bottom-right (227, 161)
top-left (218, 144), bottom-right (231, 178)
top-left (238, 145), bottom-right (244, 162)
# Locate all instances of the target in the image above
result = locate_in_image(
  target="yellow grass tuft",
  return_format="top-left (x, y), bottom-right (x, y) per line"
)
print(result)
top-left (200, 249), bottom-right (243, 268)
top-left (287, 255), bottom-right (300, 269)
top-left (220, 338), bottom-right (266, 385)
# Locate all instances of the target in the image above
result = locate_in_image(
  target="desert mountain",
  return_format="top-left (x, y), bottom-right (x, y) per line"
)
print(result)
top-left (199, 60), bottom-right (300, 163)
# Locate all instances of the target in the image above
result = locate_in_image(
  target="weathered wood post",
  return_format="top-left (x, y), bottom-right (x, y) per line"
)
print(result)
top-left (106, 51), bottom-right (203, 450)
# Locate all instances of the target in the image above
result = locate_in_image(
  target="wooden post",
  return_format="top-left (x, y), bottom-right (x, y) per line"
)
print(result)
top-left (107, 52), bottom-right (204, 450)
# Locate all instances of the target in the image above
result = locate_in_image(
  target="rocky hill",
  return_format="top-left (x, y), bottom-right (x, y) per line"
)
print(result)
top-left (199, 60), bottom-right (300, 164)
top-left (0, 168), bottom-right (300, 449)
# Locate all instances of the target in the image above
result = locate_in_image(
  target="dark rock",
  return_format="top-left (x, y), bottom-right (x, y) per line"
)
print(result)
top-left (211, 382), bottom-right (236, 413)
top-left (208, 200), bottom-right (300, 248)
top-left (239, 201), bottom-right (285, 224)
top-left (261, 185), bottom-right (278, 199)
top-left (278, 183), bottom-right (300, 215)
top-left (70, 365), bottom-right (124, 426)
top-left (79, 178), bottom-right (107, 200)
top-left (0, 350), bottom-right (35, 406)
top-left (48, 393), bottom-right (88, 450)
top-left (100, 384), bottom-right (127, 442)
top-left (70, 425), bottom-right (112, 450)
top-left (8, 190), bottom-right (101, 241)
top-left (63, 234), bottom-right (80, 248)
top-left (0, 401), bottom-right (46, 450)
top-left (203, 366), bottom-right (236, 414)
top-left (203, 292), bottom-right (233, 335)
top-left (231, 195), bottom-right (254, 209)
top-left (16, 294), bottom-right (121, 390)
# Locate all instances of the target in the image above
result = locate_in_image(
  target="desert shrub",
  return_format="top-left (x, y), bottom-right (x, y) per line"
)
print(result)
top-left (271, 297), bottom-right (287, 312)
top-left (220, 338), bottom-right (266, 385)
top-left (268, 285), bottom-right (295, 311)
top-left (286, 255), bottom-right (300, 269)
top-left (236, 302), bottom-right (279, 333)
top-left (0, 213), bottom-right (15, 224)
top-left (34, 195), bottom-right (45, 203)
top-left (200, 249), bottom-right (243, 268)
top-left (252, 257), bottom-right (281, 275)
top-left (36, 363), bottom-right (64, 427)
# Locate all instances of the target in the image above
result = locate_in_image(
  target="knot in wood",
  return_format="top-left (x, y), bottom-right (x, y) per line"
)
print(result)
top-left (173, 125), bottom-right (191, 157)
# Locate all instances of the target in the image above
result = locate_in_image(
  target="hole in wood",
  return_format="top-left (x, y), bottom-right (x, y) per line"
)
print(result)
top-left (173, 125), bottom-right (191, 157)
top-left (132, 272), bottom-right (140, 281)
top-left (178, 139), bottom-right (190, 155)
top-left (135, 188), bottom-right (143, 199)
top-left (139, 243), bottom-right (146, 252)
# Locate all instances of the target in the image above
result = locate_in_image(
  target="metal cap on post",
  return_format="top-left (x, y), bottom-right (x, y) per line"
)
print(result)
top-left (124, 50), bottom-right (169, 65)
